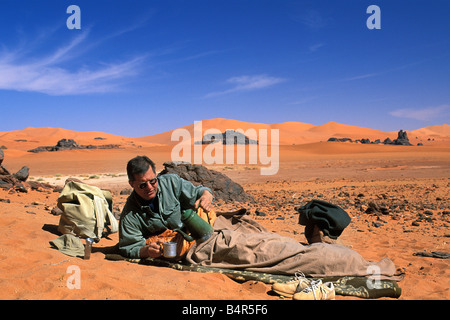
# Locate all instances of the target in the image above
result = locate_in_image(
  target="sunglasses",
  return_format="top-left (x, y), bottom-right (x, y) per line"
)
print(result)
top-left (138, 178), bottom-right (157, 189)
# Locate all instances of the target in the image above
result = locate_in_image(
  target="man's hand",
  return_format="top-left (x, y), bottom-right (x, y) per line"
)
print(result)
top-left (140, 241), bottom-right (162, 258)
top-left (194, 190), bottom-right (213, 212)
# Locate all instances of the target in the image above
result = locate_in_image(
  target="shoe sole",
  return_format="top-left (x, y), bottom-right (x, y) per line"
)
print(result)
top-left (272, 289), bottom-right (295, 298)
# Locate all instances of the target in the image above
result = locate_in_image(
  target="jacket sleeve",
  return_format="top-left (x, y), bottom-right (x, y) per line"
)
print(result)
top-left (174, 175), bottom-right (214, 209)
top-left (118, 212), bottom-right (146, 259)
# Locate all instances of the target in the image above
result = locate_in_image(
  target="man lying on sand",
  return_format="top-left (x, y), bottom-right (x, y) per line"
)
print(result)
top-left (119, 155), bottom-right (403, 299)
top-left (118, 155), bottom-right (214, 259)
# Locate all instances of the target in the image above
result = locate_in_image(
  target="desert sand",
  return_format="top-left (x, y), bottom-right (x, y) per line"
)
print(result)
top-left (0, 119), bottom-right (449, 300)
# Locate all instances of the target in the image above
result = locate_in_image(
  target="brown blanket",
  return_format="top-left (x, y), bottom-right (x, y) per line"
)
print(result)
top-left (185, 210), bottom-right (403, 281)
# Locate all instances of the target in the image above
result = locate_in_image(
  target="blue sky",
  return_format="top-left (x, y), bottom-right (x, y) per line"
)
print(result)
top-left (0, 0), bottom-right (449, 137)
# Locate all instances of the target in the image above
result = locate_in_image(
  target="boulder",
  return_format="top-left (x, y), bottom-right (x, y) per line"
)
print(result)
top-left (0, 152), bottom-right (50, 192)
top-left (392, 130), bottom-right (412, 146)
top-left (13, 166), bottom-right (30, 182)
top-left (197, 130), bottom-right (258, 145)
top-left (55, 139), bottom-right (80, 150)
top-left (0, 148), bottom-right (3, 165)
top-left (158, 161), bottom-right (255, 203)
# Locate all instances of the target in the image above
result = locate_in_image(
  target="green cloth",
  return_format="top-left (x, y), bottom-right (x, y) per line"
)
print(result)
top-left (105, 254), bottom-right (402, 299)
top-left (49, 234), bottom-right (85, 257)
top-left (118, 173), bottom-right (213, 258)
top-left (297, 199), bottom-right (351, 239)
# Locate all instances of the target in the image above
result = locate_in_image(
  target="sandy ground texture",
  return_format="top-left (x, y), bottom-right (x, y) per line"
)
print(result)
top-left (0, 121), bottom-right (449, 300)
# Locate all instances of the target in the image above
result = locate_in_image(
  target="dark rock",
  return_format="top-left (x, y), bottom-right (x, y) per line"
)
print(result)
top-left (196, 130), bottom-right (258, 145)
top-left (0, 165), bottom-right (11, 176)
top-left (365, 201), bottom-right (379, 214)
top-left (56, 138), bottom-right (79, 150)
top-left (0, 153), bottom-right (38, 192)
top-left (412, 221), bottom-right (420, 226)
top-left (28, 138), bottom-right (122, 153)
top-left (372, 222), bottom-right (383, 228)
top-left (14, 183), bottom-right (29, 193)
top-left (0, 171), bottom-right (20, 186)
top-left (13, 166), bottom-right (29, 182)
top-left (159, 161), bottom-right (255, 203)
top-left (391, 130), bottom-right (413, 146)
top-left (328, 137), bottom-right (353, 143)
top-left (28, 180), bottom-right (54, 191)
top-left (0, 148), bottom-right (3, 165)
top-left (51, 207), bottom-right (63, 216)
top-left (255, 210), bottom-right (267, 216)
top-left (120, 188), bottom-right (133, 195)
top-left (328, 131), bottom-right (413, 146)
top-left (53, 186), bottom-right (64, 193)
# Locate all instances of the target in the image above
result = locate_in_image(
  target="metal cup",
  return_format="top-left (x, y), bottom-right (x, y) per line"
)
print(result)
top-left (162, 242), bottom-right (177, 258)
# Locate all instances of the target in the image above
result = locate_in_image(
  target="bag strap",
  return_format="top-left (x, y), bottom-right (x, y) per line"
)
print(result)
top-left (106, 201), bottom-right (119, 233)
top-left (93, 195), bottom-right (118, 239)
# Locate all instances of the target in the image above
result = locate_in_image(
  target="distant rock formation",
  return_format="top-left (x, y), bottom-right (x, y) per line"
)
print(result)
top-left (391, 130), bottom-right (413, 146)
top-left (28, 138), bottom-right (122, 153)
top-left (158, 161), bottom-right (255, 203)
top-left (328, 130), bottom-right (415, 146)
top-left (195, 130), bottom-right (258, 145)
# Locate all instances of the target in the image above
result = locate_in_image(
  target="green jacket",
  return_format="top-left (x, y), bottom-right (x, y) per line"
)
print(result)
top-left (118, 174), bottom-right (213, 258)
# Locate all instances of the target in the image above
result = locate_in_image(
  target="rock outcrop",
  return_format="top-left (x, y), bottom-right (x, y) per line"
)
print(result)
top-left (328, 130), bottom-right (414, 146)
top-left (0, 152), bottom-right (52, 192)
top-left (158, 161), bottom-right (255, 203)
top-left (196, 130), bottom-right (258, 145)
top-left (28, 139), bottom-right (122, 153)
top-left (391, 130), bottom-right (412, 146)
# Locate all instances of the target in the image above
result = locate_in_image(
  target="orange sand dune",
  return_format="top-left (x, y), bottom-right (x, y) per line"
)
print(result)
top-left (136, 118), bottom-right (394, 146)
top-left (411, 124), bottom-right (450, 137)
top-left (0, 127), bottom-right (162, 152)
top-left (136, 118), bottom-right (450, 146)
top-left (1, 120), bottom-right (449, 153)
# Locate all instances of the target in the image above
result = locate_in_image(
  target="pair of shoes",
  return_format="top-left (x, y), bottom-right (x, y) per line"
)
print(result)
top-left (292, 279), bottom-right (335, 300)
top-left (272, 272), bottom-right (311, 298)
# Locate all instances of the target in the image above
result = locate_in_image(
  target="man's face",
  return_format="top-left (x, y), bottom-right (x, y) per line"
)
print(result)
top-left (129, 167), bottom-right (158, 201)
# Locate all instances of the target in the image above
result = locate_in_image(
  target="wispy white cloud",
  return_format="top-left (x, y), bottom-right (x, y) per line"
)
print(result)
top-left (0, 30), bottom-right (145, 95)
top-left (389, 105), bottom-right (450, 121)
top-left (308, 43), bottom-right (325, 52)
top-left (341, 72), bottom-right (383, 81)
top-left (204, 74), bottom-right (286, 98)
top-left (342, 58), bottom-right (434, 82)
top-left (297, 10), bottom-right (327, 29)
